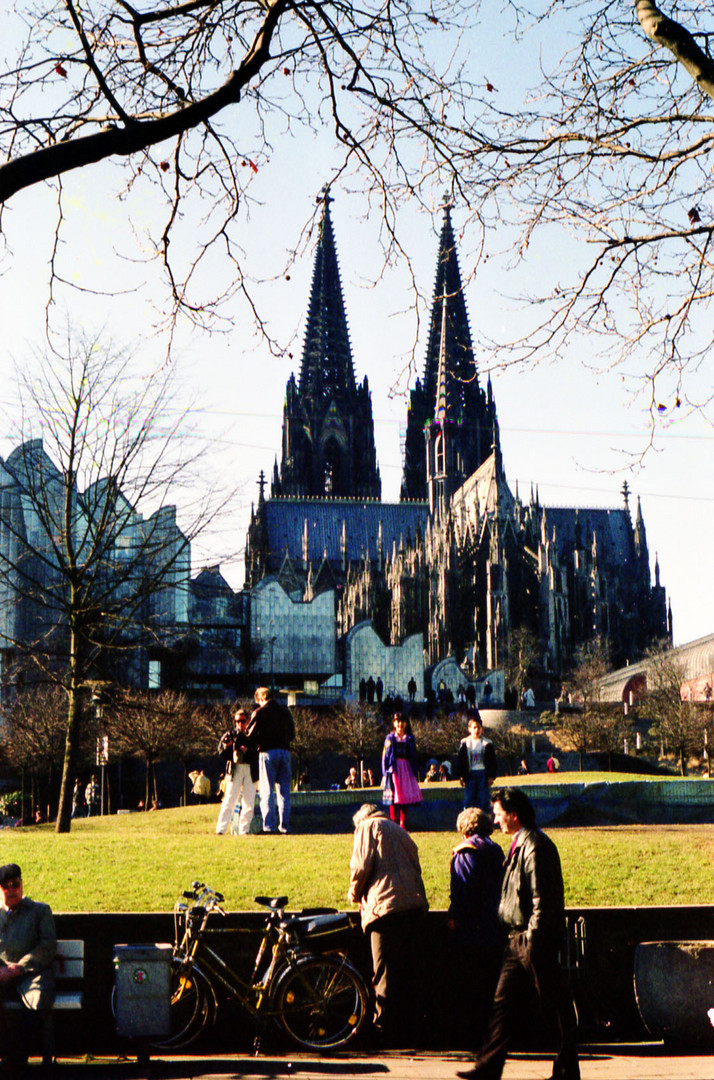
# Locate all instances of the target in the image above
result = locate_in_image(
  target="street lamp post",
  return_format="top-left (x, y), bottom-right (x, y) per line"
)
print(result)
top-left (93, 695), bottom-right (108, 815)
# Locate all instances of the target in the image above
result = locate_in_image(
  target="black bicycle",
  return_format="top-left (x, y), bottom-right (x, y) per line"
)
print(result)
top-left (156, 882), bottom-right (369, 1053)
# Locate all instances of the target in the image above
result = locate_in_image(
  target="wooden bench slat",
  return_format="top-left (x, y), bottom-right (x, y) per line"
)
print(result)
top-left (1, 939), bottom-right (84, 1012)
top-left (57, 941), bottom-right (84, 960)
top-left (57, 959), bottom-right (83, 978)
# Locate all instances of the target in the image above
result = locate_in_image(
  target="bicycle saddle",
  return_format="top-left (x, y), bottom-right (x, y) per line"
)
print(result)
top-left (284, 912), bottom-right (351, 938)
top-left (255, 895), bottom-right (288, 909)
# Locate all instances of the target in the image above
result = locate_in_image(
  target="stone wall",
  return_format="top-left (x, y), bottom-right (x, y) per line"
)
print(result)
top-left (49, 903), bottom-right (714, 1057)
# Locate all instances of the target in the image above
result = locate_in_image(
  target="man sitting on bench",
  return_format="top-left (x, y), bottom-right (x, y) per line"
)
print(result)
top-left (0, 862), bottom-right (57, 1078)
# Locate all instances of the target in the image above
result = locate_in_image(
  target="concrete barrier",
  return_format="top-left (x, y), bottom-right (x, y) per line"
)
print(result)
top-left (289, 779), bottom-right (714, 830)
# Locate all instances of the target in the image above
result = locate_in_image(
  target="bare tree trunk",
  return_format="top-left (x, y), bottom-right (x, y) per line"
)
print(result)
top-left (56, 682), bottom-right (82, 833)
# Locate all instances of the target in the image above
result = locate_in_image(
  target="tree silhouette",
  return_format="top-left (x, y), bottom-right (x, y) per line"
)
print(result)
top-left (0, 334), bottom-right (215, 831)
top-left (108, 689), bottom-right (203, 806)
top-left (645, 645), bottom-right (706, 776)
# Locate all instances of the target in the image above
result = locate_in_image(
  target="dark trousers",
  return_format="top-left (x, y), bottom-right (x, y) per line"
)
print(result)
top-left (446, 939), bottom-right (503, 1050)
top-left (471, 934), bottom-right (580, 1080)
top-left (0, 998), bottom-right (30, 1077)
top-left (368, 907), bottom-right (425, 1045)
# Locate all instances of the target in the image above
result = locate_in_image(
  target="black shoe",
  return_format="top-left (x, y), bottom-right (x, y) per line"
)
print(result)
top-left (455, 1070), bottom-right (479, 1080)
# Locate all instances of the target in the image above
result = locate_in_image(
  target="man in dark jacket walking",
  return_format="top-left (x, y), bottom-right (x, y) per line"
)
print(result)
top-left (250, 687), bottom-right (295, 834)
top-left (457, 787), bottom-right (580, 1080)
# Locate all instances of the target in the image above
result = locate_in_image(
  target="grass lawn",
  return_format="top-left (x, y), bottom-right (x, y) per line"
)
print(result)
top-left (1, 790), bottom-right (712, 912)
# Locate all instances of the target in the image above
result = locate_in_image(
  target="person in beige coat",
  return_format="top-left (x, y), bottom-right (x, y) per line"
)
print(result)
top-left (347, 804), bottom-right (428, 1046)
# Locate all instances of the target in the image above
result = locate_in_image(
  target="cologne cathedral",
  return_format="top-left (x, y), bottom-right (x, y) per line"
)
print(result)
top-left (245, 192), bottom-right (671, 685)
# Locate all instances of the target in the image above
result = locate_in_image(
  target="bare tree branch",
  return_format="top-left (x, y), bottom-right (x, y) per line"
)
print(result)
top-left (635, 0), bottom-right (714, 98)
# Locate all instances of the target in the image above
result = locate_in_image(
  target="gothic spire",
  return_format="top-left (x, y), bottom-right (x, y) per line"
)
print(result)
top-left (434, 285), bottom-right (449, 425)
top-left (298, 187), bottom-right (357, 402)
top-left (273, 189), bottom-right (381, 499)
top-left (400, 202), bottom-right (500, 501)
top-left (421, 203), bottom-right (475, 406)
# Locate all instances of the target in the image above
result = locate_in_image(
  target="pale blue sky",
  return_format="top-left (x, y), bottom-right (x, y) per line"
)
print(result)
top-left (1, 29), bottom-right (712, 649)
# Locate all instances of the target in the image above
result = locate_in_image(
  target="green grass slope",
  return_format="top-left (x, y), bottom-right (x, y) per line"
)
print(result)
top-left (2, 802), bottom-right (712, 912)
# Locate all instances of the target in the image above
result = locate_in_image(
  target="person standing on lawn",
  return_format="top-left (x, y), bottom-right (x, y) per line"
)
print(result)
top-left (215, 708), bottom-right (259, 835)
top-left (381, 712), bottom-right (422, 829)
top-left (456, 712), bottom-right (497, 812)
top-left (250, 686), bottom-right (295, 834)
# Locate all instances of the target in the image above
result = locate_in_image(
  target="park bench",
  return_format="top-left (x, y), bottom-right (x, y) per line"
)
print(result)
top-left (2, 938), bottom-right (84, 1064)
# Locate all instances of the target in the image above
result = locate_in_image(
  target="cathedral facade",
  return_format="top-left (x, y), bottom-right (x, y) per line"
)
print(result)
top-left (246, 193), bottom-right (671, 696)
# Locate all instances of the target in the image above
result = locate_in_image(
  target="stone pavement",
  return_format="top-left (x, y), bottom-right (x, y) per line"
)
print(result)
top-left (29, 1049), bottom-right (714, 1080)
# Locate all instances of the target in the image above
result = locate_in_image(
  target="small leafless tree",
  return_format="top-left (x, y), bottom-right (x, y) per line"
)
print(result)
top-left (0, 333), bottom-right (217, 832)
top-left (108, 688), bottom-right (201, 806)
top-left (552, 637), bottom-right (613, 770)
top-left (0, 684), bottom-right (76, 820)
top-left (330, 702), bottom-right (383, 782)
top-left (590, 709), bottom-right (634, 772)
top-left (645, 645), bottom-right (705, 776)
top-left (291, 707), bottom-right (337, 789)
top-left (504, 628), bottom-right (540, 708)
top-left (412, 712), bottom-right (469, 768)
top-left (564, 638), bottom-right (612, 712)
top-left (492, 723), bottom-right (532, 776)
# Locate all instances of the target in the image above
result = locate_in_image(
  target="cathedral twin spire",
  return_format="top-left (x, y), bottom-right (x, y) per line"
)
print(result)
top-left (297, 187), bottom-right (357, 405)
top-left (401, 204), bottom-right (499, 502)
top-left (273, 191), bottom-right (496, 507)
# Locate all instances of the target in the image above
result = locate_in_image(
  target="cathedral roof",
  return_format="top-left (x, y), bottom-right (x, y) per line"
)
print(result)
top-left (542, 506), bottom-right (635, 569)
top-left (261, 498), bottom-right (429, 567)
top-left (450, 451), bottom-right (514, 521)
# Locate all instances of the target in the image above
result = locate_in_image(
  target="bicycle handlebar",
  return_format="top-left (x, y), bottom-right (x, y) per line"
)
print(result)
top-left (178, 883), bottom-right (225, 910)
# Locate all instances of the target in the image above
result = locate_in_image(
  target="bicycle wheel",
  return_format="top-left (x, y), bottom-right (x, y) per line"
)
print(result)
top-left (151, 958), bottom-right (217, 1049)
top-left (273, 954), bottom-right (369, 1051)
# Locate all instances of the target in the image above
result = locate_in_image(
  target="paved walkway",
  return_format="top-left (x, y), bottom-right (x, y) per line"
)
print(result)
top-left (32, 1048), bottom-right (714, 1080)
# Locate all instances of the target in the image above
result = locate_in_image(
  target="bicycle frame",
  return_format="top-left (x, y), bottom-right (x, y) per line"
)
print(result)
top-left (175, 918), bottom-right (299, 1021)
top-left (171, 886), bottom-right (354, 1024)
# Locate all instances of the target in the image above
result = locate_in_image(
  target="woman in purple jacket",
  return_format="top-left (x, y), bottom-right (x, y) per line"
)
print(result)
top-left (447, 808), bottom-right (505, 1047)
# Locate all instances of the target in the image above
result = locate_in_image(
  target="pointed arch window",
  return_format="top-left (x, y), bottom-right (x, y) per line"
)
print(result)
top-left (435, 431), bottom-right (445, 476)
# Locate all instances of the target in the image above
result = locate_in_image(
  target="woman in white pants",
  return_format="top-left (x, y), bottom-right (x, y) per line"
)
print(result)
top-left (215, 710), bottom-right (259, 835)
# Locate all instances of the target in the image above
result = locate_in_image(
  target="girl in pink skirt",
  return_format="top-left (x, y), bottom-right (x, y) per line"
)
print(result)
top-left (382, 713), bottom-right (422, 828)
